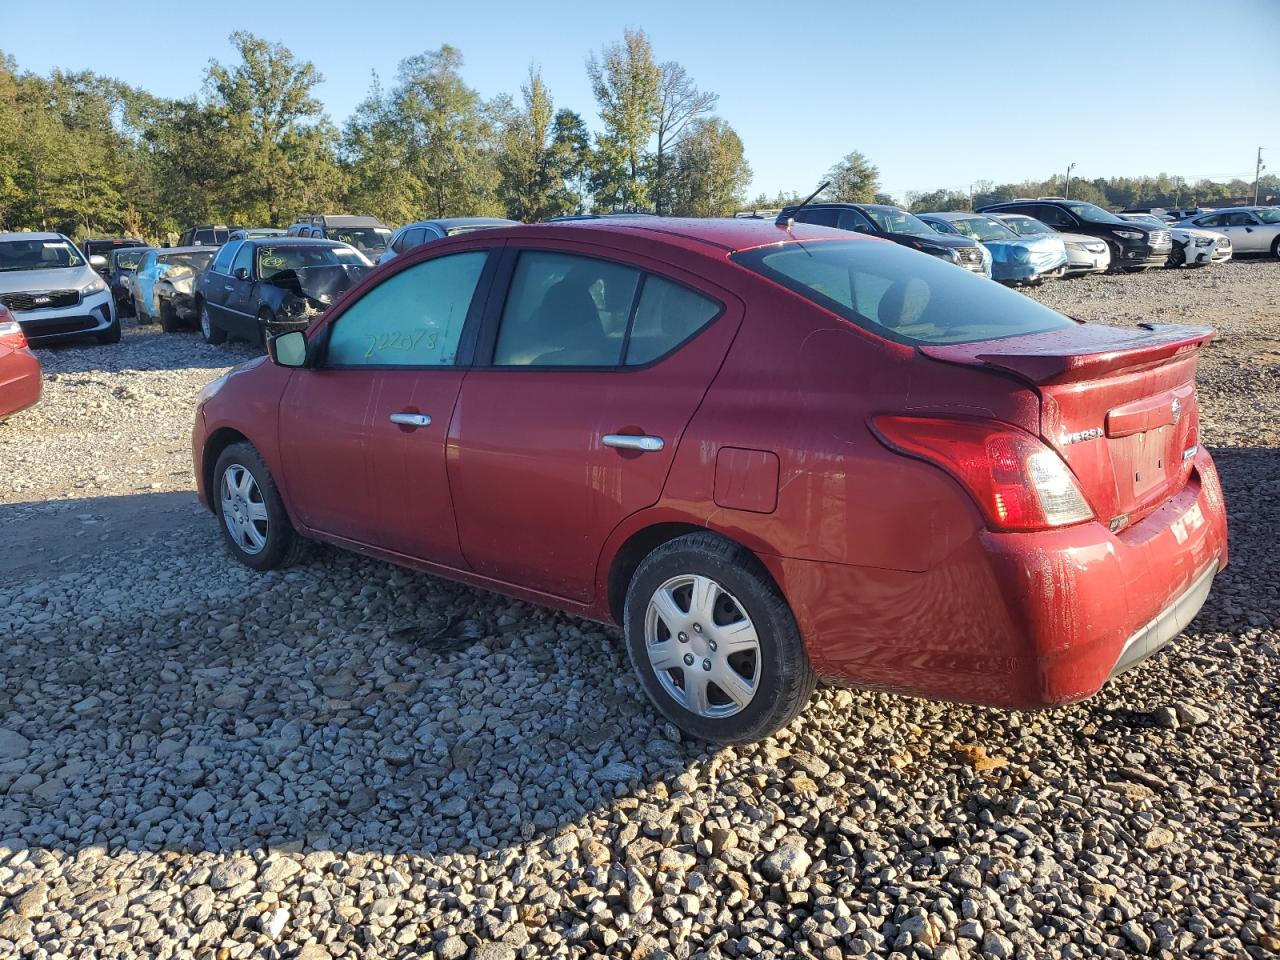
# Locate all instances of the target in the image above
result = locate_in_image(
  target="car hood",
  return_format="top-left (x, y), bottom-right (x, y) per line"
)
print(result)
top-left (886, 231), bottom-right (976, 250)
top-left (269, 264), bottom-right (372, 306)
top-left (1057, 232), bottom-right (1106, 246)
top-left (0, 265), bottom-right (95, 294)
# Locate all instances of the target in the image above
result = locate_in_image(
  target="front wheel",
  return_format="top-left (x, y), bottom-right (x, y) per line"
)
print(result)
top-left (200, 301), bottom-right (226, 345)
top-left (1168, 243), bottom-right (1186, 268)
top-left (623, 533), bottom-right (816, 743)
top-left (212, 442), bottom-right (303, 570)
top-left (159, 299), bottom-right (181, 333)
top-left (1271, 236), bottom-right (1280, 258)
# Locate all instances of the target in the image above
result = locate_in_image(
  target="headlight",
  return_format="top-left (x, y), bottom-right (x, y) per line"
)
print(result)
top-left (1065, 241), bottom-right (1083, 251)
top-left (196, 374), bottom-right (228, 406)
top-left (1112, 229), bottom-right (1144, 240)
top-left (1012, 247), bottom-right (1031, 261)
top-left (929, 246), bottom-right (959, 262)
top-left (80, 276), bottom-right (108, 295)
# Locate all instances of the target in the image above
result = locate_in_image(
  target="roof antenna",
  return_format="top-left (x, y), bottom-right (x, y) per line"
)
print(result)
top-left (779, 181), bottom-right (831, 228)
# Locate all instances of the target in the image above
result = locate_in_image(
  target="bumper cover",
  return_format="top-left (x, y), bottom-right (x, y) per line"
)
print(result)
top-left (14, 292), bottom-right (115, 344)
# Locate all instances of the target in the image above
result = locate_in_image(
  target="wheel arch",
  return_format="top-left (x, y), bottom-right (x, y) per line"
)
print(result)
top-left (201, 427), bottom-right (252, 513)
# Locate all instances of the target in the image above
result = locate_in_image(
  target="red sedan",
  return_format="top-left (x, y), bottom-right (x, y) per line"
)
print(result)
top-left (0, 305), bottom-right (41, 421)
top-left (192, 218), bottom-right (1228, 742)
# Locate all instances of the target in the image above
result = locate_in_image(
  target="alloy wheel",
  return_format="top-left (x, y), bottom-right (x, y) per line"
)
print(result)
top-left (220, 464), bottom-right (269, 555)
top-left (644, 574), bottom-right (761, 718)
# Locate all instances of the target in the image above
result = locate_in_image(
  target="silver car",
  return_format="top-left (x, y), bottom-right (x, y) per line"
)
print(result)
top-left (1177, 207), bottom-right (1280, 257)
top-left (991, 213), bottom-right (1110, 276)
top-left (378, 217), bottom-right (520, 265)
top-left (0, 232), bottom-right (118, 345)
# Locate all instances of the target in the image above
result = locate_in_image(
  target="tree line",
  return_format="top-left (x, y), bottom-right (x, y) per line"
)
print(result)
top-left (2, 31), bottom-right (1273, 242)
top-left (0, 30), bottom-right (752, 240)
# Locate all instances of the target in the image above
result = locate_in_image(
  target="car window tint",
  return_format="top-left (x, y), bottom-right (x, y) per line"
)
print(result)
top-left (231, 244), bottom-right (254, 277)
top-left (1035, 205), bottom-right (1074, 228)
top-left (326, 251), bottom-right (487, 367)
top-left (1226, 212), bottom-right (1257, 226)
top-left (211, 241), bottom-right (241, 274)
top-left (625, 276), bottom-right (720, 365)
top-left (493, 252), bottom-right (640, 366)
top-left (837, 209), bottom-right (875, 232)
top-left (404, 227), bottom-right (428, 250)
top-left (795, 208), bottom-right (839, 228)
top-left (1194, 214), bottom-right (1223, 227)
top-left (733, 239), bottom-right (1074, 346)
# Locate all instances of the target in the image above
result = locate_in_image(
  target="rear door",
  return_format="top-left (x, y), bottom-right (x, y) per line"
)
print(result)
top-left (448, 243), bottom-right (741, 602)
top-left (279, 246), bottom-right (495, 566)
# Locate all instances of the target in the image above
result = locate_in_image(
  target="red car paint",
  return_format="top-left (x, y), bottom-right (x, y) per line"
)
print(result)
top-left (192, 219), bottom-right (1227, 709)
top-left (0, 307), bottom-right (41, 420)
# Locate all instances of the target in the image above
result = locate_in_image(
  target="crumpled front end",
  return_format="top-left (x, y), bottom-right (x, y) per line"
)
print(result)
top-left (984, 237), bottom-right (1069, 284)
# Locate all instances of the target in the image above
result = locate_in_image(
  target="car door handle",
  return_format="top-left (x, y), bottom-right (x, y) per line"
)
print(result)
top-left (603, 434), bottom-right (664, 452)
top-left (389, 412), bottom-right (431, 428)
top-left (224, 284), bottom-right (234, 291)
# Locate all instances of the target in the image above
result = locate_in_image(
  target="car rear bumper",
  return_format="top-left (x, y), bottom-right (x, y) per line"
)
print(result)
top-left (12, 291), bottom-right (115, 345)
top-left (0, 347), bottom-right (42, 419)
top-left (771, 447), bottom-right (1228, 709)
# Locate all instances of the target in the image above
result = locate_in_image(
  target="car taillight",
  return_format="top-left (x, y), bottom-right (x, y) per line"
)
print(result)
top-left (871, 416), bottom-right (1093, 531)
top-left (0, 316), bottom-right (26, 349)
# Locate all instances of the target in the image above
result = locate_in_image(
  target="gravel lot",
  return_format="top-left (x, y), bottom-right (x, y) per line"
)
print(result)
top-left (1, 260), bottom-right (1277, 960)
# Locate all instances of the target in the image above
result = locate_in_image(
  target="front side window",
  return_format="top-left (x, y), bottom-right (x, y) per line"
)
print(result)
top-left (732, 239), bottom-right (1074, 346)
top-left (325, 251), bottom-right (487, 367)
top-left (1226, 211), bottom-right (1260, 226)
top-left (861, 207), bottom-right (930, 236)
top-left (211, 241), bottom-right (241, 275)
top-left (231, 244), bottom-right (254, 277)
top-left (494, 252), bottom-right (640, 366)
top-left (1034, 205), bottom-right (1075, 228)
top-left (1193, 214), bottom-right (1224, 227)
top-left (625, 276), bottom-right (720, 365)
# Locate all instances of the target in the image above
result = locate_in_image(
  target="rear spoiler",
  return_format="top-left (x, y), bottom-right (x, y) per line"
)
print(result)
top-left (919, 323), bottom-right (1216, 386)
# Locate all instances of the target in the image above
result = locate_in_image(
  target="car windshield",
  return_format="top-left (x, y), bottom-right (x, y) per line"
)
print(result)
top-left (946, 217), bottom-right (1019, 242)
top-left (864, 207), bottom-right (935, 237)
top-left (0, 238), bottom-right (84, 272)
top-left (327, 227), bottom-right (391, 254)
top-left (924, 219), bottom-right (961, 236)
top-left (1065, 202), bottom-right (1127, 225)
top-left (114, 249), bottom-right (150, 270)
top-left (257, 245), bottom-right (371, 280)
top-left (1255, 208), bottom-right (1280, 224)
top-left (733, 239), bottom-right (1073, 346)
top-left (159, 251), bottom-right (215, 272)
top-left (1125, 215), bottom-right (1166, 227)
top-left (1004, 217), bottom-right (1054, 236)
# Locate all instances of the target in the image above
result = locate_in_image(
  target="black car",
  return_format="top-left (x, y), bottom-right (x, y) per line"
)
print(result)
top-left (106, 246), bottom-right (154, 316)
top-left (776, 203), bottom-right (988, 274)
top-left (84, 237), bottom-right (148, 275)
top-left (196, 237), bottom-right (372, 345)
top-left (977, 199), bottom-right (1172, 271)
top-left (178, 224), bottom-right (239, 247)
top-left (286, 215), bottom-right (391, 259)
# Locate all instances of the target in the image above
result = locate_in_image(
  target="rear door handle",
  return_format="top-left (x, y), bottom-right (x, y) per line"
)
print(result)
top-left (603, 434), bottom-right (664, 452)
top-left (389, 412), bottom-right (431, 428)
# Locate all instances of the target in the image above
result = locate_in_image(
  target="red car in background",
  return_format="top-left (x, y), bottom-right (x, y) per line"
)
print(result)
top-left (0, 305), bottom-right (41, 421)
top-left (192, 218), bottom-right (1228, 743)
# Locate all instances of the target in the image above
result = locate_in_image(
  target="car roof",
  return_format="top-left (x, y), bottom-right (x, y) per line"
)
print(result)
top-left (242, 237), bottom-right (351, 247)
top-left (408, 217), bottom-right (520, 229)
top-left (919, 211), bottom-right (983, 221)
top-left (299, 215), bottom-right (385, 226)
top-left (157, 246), bottom-right (216, 256)
top-left (0, 231), bottom-right (68, 243)
top-left (477, 217), bottom-right (865, 254)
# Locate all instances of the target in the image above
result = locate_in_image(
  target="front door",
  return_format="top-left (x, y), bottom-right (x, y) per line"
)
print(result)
top-left (1220, 211), bottom-right (1263, 252)
top-left (278, 247), bottom-right (493, 567)
top-left (221, 242), bottom-right (257, 340)
top-left (449, 245), bottom-right (741, 602)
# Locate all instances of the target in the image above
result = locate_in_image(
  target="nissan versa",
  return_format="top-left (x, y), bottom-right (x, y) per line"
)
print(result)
top-left (192, 219), bottom-right (1228, 743)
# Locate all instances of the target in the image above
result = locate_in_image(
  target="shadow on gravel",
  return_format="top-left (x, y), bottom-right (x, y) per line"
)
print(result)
top-left (30, 323), bottom-right (256, 374)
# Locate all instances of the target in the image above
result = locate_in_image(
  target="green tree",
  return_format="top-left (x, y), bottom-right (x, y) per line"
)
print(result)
top-left (652, 61), bottom-right (717, 215)
top-left (586, 29), bottom-right (660, 211)
top-left (825, 151), bottom-right (880, 203)
top-left (497, 67), bottom-right (587, 221)
top-left (668, 117), bottom-right (751, 217)
top-left (905, 188), bottom-right (969, 213)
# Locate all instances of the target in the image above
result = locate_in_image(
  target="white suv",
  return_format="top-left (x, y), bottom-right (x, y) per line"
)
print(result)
top-left (0, 232), bottom-right (119, 345)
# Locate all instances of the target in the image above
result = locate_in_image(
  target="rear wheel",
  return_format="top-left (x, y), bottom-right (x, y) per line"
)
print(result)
top-left (212, 442), bottom-right (303, 570)
top-left (623, 533), bottom-right (815, 743)
top-left (200, 301), bottom-right (226, 345)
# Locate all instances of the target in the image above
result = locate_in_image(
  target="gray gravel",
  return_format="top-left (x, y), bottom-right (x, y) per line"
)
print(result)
top-left (1, 260), bottom-right (1278, 959)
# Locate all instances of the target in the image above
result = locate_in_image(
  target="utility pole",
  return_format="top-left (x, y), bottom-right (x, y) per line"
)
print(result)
top-left (1065, 162), bottom-right (1076, 200)
top-left (1255, 147), bottom-right (1264, 205)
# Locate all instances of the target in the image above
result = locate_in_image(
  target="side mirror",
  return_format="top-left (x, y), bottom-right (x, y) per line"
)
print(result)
top-left (234, 267), bottom-right (250, 281)
top-left (267, 329), bottom-right (308, 368)
top-left (89, 254), bottom-right (108, 271)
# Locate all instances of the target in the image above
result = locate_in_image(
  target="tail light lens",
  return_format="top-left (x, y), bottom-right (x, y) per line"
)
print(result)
top-left (871, 415), bottom-right (1093, 531)
top-left (0, 313), bottom-right (27, 349)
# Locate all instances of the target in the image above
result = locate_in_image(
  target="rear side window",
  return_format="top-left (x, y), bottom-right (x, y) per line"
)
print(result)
top-left (326, 251), bottom-right (487, 367)
top-left (733, 240), bottom-right (1073, 346)
top-left (626, 276), bottom-right (720, 365)
top-left (494, 252), bottom-right (640, 366)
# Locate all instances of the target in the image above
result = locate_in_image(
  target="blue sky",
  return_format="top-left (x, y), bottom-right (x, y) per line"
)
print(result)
top-left (2, 0), bottom-right (1276, 201)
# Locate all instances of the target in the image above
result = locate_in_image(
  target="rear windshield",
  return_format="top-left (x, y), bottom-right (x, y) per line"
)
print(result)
top-left (326, 226), bottom-right (391, 254)
top-left (732, 239), bottom-right (1074, 345)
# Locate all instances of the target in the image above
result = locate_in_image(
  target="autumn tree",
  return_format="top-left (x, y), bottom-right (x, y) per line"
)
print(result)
top-left (668, 118), bottom-right (751, 217)
top-left (652, 61), bottom-right (717, 215)
top-left (586, 29), bottom-right (660, 211)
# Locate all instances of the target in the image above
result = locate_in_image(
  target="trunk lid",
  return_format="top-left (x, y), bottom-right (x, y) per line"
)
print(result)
top-left (921, 322), bottom-right (1214, 529)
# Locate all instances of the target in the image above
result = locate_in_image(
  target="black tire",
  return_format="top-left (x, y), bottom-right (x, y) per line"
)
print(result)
top-left (1105, 241), bottom-right (1125, 273)
top-left (200, 301), bottom-right (226, 345)
top-left (96, 314), bottom-right (122, 345)
top-left (212, 442), bottom-right (305, 570)
top-left (159, 299), bottom-right (181, 333)
top-left (1168, 243), bottom-right (1186, 268)
top-left (1271, 235), bottom-right (1280, 259)
top-left (623, 533), bottom-right (816, 743)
